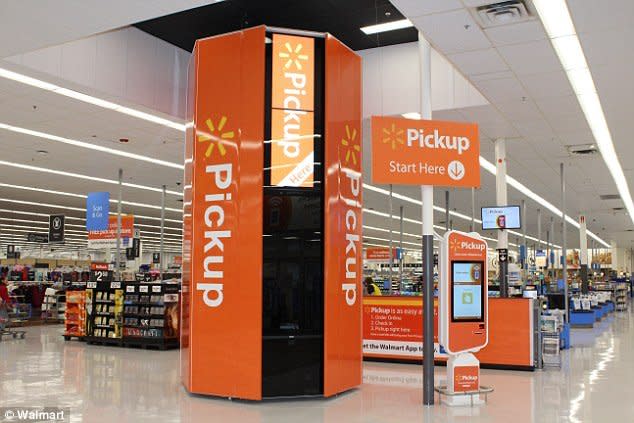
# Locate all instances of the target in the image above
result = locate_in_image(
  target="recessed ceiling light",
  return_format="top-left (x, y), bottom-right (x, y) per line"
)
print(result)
top-left (360, 19), bottom-right (413, 35)
top-left (36, 150), bottom-right (48, 155)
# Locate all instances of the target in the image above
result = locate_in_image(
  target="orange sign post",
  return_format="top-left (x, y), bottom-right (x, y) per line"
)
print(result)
top-left (371, 114), bottom-right (481, 406)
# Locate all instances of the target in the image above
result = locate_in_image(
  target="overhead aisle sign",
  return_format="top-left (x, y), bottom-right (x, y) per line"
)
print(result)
top-left (87, 215), bottom-right (134, 249)
top-left (371, 116), bottom-right (480, 188)
top-left (49, 214), bottom-right (65, 243)
top-left (86, 192), bottom-right (110, 231)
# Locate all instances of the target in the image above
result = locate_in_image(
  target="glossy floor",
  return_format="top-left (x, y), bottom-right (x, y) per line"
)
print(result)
top-left (1, 309), bottom-right (632, 423)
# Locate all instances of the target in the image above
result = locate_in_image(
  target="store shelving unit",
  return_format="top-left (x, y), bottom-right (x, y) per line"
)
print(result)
top-left (64, 290), bottom-right (87, 340)
top-left (122, 282), bottom-right (180, 350)
top-left (85, 281), bottom-right (124, 345)
top-left (615, 282), bottom-right (629, 311)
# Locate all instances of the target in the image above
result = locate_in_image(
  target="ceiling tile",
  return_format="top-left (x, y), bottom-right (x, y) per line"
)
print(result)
top-left (496, 39), bottom-right (561, 76)
top-left (520, 71), bottom-right (574, 99)
top-left (448, 48), bottom-right (508, 75)
top-left (535, 95), bottom-right (584, 120)
top-left (457, 104), bottom-right (505, 124)
top-left (473, 76), bottom-right (528, 103)
top-left (413, 9), bottom-right (491, 54)
top-left (513, 119), bottom-right (555, 138)
top-left (469, 70), bottom-right (515, 81)
top-left (391, 0), bottom-right (462, 17)
top-left (568, 0), bottom-right (634, 35)
top-left (484, 20), bottom-right (546, 46)
top-left (497, 100), bottom-right (542, 122)
top-left (579, 27), bottom-right (634, 68)
top-left (478, 120), bottom-right (520, 139)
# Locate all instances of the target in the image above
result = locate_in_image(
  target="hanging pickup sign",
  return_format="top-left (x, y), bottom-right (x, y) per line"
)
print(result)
top-left (371, 116), bottom-right (480, 188)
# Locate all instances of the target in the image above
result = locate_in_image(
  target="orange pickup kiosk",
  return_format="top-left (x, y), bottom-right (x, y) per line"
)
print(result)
top-left (181, 26), bottom-right (362, 400)
top-left (439, 230), bottom-right (488, 405)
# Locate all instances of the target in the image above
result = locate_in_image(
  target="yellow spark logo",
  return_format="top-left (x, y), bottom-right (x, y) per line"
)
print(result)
top-left (197, 116), bottom-right (234, 158)
top-left (341, 125), bottom-right (360, 165)
top-left (279, 42), bottom-right (309, 70)
top-left (450, 238), bottom-right (459, 253)
top-left (382, 123), bottom-right (404, 150)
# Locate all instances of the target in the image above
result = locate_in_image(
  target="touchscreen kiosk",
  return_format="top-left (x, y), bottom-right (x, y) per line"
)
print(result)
top-left (451, 261), bottom-right (484, 322)
top-left (440, 231), bottom-right (488, 354)
top-left (439, 230), bottom-right (488, 404)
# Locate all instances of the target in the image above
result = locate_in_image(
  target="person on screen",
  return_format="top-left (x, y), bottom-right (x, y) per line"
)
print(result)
top-left (364, 277), bottom-right (382, 296)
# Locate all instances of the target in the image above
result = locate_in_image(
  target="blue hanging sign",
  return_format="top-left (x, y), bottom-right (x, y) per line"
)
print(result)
top-left (86, 192), bottom-right (110, 231)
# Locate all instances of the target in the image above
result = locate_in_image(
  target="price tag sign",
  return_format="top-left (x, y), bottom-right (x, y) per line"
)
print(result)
top-left (87, 282), bottom-right (97, 289)
top-left (152, 285), bottom-right (162, 293)
top-left (126, 285), bottom-right (135, 293)
top-left (139, 286), bottom-right (149, 293)
top-left (164, 294), bottom-right (178, 303)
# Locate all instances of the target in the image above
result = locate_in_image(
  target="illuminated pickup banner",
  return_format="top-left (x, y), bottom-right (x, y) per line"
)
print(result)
top-left (271, 34), bottom-right (315, 187)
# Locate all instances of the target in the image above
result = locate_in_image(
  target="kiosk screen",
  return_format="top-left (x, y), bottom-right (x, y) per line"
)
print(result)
top-left (451, 261), bottom-right (484, 322)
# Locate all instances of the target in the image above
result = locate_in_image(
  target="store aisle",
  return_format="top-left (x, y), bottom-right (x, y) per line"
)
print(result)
top-left (1, 309), bottom-right (633, 423)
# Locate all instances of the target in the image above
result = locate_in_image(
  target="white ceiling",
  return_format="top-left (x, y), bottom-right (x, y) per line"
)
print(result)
top-left (1, 0), bottom-right (633, 257)
top-left (389, 0), bottom-right (634, 248)
top-left (0, 0), bottom-right (220, 58)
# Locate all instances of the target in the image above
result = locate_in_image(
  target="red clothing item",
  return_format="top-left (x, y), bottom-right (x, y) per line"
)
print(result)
top-left (0, 284), bottom-right (9, 304)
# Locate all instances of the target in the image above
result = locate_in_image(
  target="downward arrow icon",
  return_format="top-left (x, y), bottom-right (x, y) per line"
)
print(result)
top-left (448, 160), bottom-right (465, 181)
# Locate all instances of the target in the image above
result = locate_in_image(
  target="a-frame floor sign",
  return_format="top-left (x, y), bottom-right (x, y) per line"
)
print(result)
top-left (439, 230), bottom-right (489, 406)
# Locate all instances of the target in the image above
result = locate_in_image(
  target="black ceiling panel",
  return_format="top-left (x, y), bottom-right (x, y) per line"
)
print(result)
top-left (134, 0), bottom-right (418, 52)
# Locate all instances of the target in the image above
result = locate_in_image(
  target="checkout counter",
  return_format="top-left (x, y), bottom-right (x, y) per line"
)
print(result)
top-left (362, 295), bottom-right (535, 370)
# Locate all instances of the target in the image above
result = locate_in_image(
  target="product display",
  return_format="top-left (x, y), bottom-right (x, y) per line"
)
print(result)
top-left (64, 290), bottom-right (87, 339)
top-left (122, 282), bottom-right (180, 349)
top-left (85, 281), bottom-right (124, 342)
top-left (83, 280), bottom-right (180, 349)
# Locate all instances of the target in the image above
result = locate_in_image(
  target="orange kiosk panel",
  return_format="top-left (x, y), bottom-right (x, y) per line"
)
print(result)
top-left (324, 34), bottom-right (363, 397)
top-left (182, 26), bottom-right (265, 400)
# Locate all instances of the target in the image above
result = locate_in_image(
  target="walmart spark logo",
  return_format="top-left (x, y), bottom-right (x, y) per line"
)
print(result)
top-left (279, 42), bottom-right (309, 70)
top-left (450, 237), bottom-right (459, 253)
top-left (382, 123), bottom-right (404, 150)
top-left (197, 116), bottom-right (234, 157)
top-left (341, 125), bottom-right (360, 165)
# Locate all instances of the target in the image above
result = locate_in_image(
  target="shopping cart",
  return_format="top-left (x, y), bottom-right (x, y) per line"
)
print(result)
top-left (0, 301), bottom-right (26, 341)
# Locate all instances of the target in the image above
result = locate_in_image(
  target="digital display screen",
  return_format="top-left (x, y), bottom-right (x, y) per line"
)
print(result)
top-left (481, 206), bottom-right (521, 230)
top-left (451, 261), bottom-right (484, 321)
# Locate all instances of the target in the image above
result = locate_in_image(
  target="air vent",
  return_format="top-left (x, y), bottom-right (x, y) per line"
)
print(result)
top-left (474, 1), bottom-right (533, 28)
top-left (600, 194), bottom-right (621, 200)
top-left (567, 144), bottom-right (598, 156)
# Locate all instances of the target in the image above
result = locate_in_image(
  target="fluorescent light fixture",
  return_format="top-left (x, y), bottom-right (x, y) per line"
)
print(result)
top-left (401, 112), bottom-right (421, 120)
top-left (361, 19), bottom-right (413, 35)
top-left (0, 183), bottom-right (182, 213)
top-left (0, 214), bottom-right (181, 234)
top-left (0, 68), bottom-right (185, 132)
top-left (0, 198), bottom-right (182, 224)
top-left (364, 183), bottom-right (561, 248)
top-left (479, 157), bottom-right (606, 247)
top-left (364, 235), bottom-right (421, 247)
top-left (0, 123), bottom-right (184, 170)
top-left (532, 0), bottom-right (632, 242)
